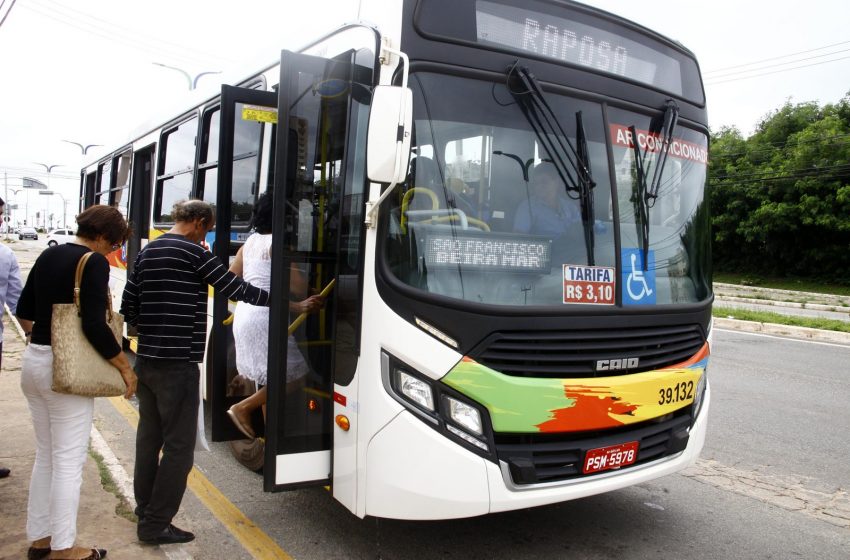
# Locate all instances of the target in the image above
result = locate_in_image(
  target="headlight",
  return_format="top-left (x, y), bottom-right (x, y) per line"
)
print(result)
top-left (396, 369), bottom-right (434, 411)
top-left (445, 396), bottom-right (483, 436)
top-left (383, 352), bottom-right (493, 458)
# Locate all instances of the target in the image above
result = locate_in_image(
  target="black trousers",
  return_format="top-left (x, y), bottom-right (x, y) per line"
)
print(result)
top-left (133, 356), bottom-right (199, 538)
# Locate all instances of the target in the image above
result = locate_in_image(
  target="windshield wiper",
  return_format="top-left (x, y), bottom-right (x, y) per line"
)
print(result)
top-left (506, 62), bottom-right (597, 265)
top-left (629, 99), bottom-right (680, 271)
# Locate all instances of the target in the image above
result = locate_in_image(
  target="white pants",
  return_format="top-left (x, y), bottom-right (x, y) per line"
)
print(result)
top-left (20, 344), bottom-right (94, 550)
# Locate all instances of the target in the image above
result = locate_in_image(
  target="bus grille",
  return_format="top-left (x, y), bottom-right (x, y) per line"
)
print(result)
top-left (472, 324), bottom-right (705, 378)
top-left (495, 410), bottom-right (692, 485)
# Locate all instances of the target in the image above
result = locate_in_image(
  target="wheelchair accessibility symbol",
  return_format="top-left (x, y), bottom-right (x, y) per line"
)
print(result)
top-left (622, 249), bottom-right (656, 305)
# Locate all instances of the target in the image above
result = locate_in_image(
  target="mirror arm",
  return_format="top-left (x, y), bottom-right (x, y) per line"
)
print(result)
top-left (365, 44), bottom-right (410, 229)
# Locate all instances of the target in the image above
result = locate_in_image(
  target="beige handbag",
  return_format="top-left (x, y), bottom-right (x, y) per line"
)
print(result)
top-left (51, 252), bottom-right (125, 397)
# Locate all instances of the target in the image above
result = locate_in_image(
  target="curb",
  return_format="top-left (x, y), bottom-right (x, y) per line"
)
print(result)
top-left (714, 282), bottom-right (850, 307)
top-left (716, 295), bottom-right (850, 315)
top-left (714, 317), bottom-right (850, 345)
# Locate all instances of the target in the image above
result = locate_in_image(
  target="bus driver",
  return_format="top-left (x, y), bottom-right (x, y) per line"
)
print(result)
top-left (513, 162), bottom-right (580, 238)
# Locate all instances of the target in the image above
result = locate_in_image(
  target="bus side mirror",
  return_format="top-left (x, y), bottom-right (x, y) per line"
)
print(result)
top-left (366, 86), bottom-right (412, 184)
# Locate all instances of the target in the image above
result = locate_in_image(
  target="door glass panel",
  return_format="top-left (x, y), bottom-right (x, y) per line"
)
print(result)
top-left (231, 153), bottom-right (258, 224)
top-left (270, 51), bottom-right (368, 473)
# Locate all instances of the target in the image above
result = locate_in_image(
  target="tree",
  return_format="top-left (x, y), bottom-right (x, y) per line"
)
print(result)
top-left (709, 96), bottom-right (850, 282)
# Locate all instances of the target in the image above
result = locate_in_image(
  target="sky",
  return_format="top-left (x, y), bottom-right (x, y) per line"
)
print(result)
top-left (1, 0), bottom-right (848, 227)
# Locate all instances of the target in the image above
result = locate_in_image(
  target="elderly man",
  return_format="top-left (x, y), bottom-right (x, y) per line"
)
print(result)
top-left (121, 199), bottom-right (270, 545)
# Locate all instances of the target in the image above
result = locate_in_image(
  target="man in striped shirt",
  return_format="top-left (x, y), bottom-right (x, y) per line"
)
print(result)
top-left (121, 199), bottom-right (269, 545)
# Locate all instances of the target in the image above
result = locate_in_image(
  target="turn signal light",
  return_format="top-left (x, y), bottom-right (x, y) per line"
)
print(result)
top-left (335, 415), bottom-right (350, 431)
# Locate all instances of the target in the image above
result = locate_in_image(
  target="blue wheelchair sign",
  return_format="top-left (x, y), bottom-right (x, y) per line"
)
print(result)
top-left (621, 249), bottom-right (656, 305)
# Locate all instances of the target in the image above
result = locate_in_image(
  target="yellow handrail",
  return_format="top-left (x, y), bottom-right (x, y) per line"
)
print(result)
top-left (427, 214), bottom-right (491, 231)
top-left (400, 187), bottom-right (439, 234)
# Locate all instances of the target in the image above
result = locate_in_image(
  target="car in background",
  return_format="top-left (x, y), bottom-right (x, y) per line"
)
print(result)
top-left (18, 227), bottom-right (38, 240)
top-left (46, 228), bottom-right (76, 246)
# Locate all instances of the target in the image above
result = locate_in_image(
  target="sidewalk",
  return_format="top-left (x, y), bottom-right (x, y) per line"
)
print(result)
top-left (0, 314), bottom-right (165, 560)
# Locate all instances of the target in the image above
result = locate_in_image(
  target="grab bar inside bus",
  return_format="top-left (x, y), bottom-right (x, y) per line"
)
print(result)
top-left (406, 208), bottom-right (468, 229)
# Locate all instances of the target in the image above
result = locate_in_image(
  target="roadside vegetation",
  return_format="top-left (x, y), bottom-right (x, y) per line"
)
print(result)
top-left (89, 448), bottom-right (137, 522)
top-left (709, 93), bottom-right (850, 286)
top-left (713, 305), bottom-right (850, 334)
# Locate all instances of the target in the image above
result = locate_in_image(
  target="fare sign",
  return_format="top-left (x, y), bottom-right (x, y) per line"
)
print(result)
top-left (563, 264), bottom-right (615, 305)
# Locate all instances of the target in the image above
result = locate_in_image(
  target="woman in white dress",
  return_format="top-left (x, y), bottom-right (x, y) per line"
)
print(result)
top-left (227, 192), bottom-right (324, 439)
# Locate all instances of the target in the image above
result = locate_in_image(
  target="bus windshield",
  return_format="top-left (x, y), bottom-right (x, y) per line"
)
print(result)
top-left (383, 71), bottom-right (711, 307)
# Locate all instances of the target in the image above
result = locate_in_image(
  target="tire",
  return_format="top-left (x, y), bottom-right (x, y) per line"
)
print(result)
top-left (47, 240), bottom-right (58, 247)
top-left (18, 235), bottom-right (22, 240)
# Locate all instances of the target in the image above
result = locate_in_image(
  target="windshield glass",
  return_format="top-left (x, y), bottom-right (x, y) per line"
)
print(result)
top-left (609, 107), bottom-right (711, 304)
top-left (384, 72), bottom-right (615, 307)
top-left (383, 73), bottom-right (711, 308)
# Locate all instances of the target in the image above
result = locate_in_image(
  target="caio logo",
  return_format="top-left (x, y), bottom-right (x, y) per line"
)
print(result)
top-left (596, 358), bottom-right (639, 371)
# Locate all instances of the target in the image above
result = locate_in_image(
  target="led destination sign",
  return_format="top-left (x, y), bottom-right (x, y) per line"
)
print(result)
top-left (423, 233), bottom-right (552, 274)
top-left (475, 1), bottom-right (684, 95)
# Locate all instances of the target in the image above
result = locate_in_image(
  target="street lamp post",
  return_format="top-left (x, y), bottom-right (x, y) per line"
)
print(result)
top-left (62, 140), bottom-right (102, 155)
top-left (152, 62), bottom-right (221, 90)
top-left (32, 164), bottom-right (63, 230)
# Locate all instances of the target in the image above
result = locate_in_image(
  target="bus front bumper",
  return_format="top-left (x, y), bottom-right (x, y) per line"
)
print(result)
top-left (364, 383), bottom-right (710, 520)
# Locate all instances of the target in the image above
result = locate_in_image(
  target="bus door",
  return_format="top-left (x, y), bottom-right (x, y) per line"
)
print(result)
top-left (209, 85), bottom-right (277, 442)
top-left (127, 145), bottom-right (154, 274)
top-left (265, 50), bottom-right (362, 491)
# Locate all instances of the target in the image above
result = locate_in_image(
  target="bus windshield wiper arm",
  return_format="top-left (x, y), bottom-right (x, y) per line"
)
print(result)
top-left (629, 99), bottom-right (679, 271)
top-left (506, 63), bottom-right (596, 265)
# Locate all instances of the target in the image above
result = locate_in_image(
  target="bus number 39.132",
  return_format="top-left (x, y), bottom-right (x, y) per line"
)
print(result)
top-left (658, 381), bottom-right (695, 405)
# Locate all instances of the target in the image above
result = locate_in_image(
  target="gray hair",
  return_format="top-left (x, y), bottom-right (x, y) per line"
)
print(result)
top-left (171, 199), bottom-right (215, 225)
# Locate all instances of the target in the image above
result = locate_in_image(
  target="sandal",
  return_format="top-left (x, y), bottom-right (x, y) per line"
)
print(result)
top-left (227, 405), bottom-right (255, 439)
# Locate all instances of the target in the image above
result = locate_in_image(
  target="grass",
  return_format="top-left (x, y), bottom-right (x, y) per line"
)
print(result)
top-left (713, 305), bottom-right (850, 334)
top-left (714, 272), bottom-right (850, 296)
top-left (89, 448), bottom-right (138, 523)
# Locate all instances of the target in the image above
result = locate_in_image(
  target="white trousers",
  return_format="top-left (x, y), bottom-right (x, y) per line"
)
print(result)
top-left (20, 343), bottom-right (94, 550)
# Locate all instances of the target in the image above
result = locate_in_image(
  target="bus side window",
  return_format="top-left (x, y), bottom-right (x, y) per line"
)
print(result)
top-left (198, 107), bottom-right (221, 210)
top-left (109, 152), bottom-right (131, 218)
top-left (155, 116), bottom-right (198, 223)
top-left (95, 159), bottom-right (112, 206)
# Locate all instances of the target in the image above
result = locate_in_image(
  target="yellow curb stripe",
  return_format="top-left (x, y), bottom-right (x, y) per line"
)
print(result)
top-left (108, 396), bottom-right (293, 560)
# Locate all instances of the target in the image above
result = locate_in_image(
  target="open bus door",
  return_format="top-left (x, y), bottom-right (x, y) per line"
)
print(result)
top-left (264, 50), bottom-right (363, 491)
top-left (211, 49), bottom-right (366, 492)
top-left (209, 85), bottom-right (278, 443)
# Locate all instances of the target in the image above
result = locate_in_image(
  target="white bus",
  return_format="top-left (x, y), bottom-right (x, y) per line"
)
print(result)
top-left (81, 0), bottom-right (712, 520)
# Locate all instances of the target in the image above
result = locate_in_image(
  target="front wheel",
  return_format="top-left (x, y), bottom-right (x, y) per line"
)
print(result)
top-left (47, 240), bottom-right (58, 247)
top-left (18, 235), bottom-right (22, 240)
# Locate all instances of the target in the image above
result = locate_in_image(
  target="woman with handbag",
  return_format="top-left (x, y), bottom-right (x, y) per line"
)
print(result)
top-left (16, 205), bottom-right (137, 560)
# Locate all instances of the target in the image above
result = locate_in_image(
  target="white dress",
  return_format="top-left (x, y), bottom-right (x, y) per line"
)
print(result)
top-left (233, 233), bottom-right (307, 386)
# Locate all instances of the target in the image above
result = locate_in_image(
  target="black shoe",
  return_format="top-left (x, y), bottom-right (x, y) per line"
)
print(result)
top-left (26, 546), bottom-right (50, 560)
top-left (0, 467), bottom-right (9, 478)
top-left (140, 524), bottom-right (195, 545)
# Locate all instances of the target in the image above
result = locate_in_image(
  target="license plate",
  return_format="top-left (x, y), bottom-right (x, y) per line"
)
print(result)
top-left (583, 441), bottom-right (639, 474)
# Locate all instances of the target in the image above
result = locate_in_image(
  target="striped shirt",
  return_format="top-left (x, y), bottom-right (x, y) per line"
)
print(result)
top-left (121, 233), bottom-right (269, 362)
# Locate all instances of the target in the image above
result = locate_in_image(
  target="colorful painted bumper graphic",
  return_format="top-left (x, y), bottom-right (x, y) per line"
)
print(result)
top-left (443, 344), bottom-right (708, 433)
